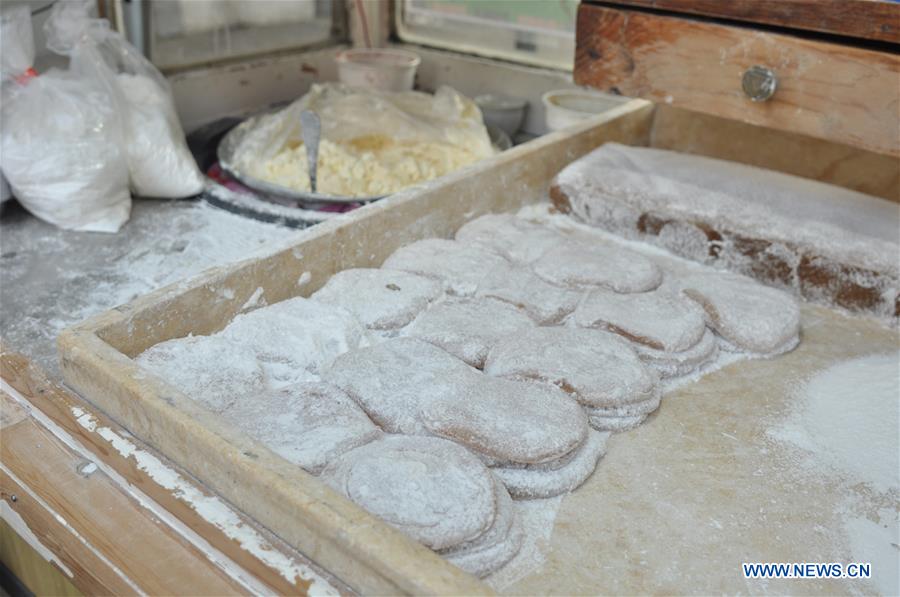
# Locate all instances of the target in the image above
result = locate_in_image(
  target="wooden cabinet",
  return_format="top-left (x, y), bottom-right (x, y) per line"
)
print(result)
top-left (574, 1), bottom-right (900, 156)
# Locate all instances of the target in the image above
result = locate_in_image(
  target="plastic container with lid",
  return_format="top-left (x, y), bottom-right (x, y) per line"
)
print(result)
top-left (336, 48), bottom-right (421, 92)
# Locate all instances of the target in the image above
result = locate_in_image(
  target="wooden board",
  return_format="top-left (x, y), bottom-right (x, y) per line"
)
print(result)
top-left (589, 0), bottom-right (900, 43)
top-left (502, 302), bottom-right (897, 595)
top-left (574, 4), bottom-right (900, 157)
top-left (56, 101), bottom-right (896, 593)
top-left (1, 348), bottom-right (345, 596)
top-left (1, 390), bottom-right (248, 595)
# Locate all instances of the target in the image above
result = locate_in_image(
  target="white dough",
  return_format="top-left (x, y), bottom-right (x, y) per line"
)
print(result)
top-left (311, 268), bottom-right (443, 329)
top-left (532, 240), bottom-right (663, 293)
top-left (484, 327), bottom-right (659, 410)
top-left (491, 430), bottom-right (609, 499)
top-left (325, 337), bottom-right (473, 435)
top-left (382, 238), bottom-right (509, 296)
top-left (321, 435), bottom-right (496, 550)
top-left (679, 272), bottom-right (801, 355)
top-left (574, 286), bottom-right (707, 352)
top-left (219, 382), bottom-right (381, 475)
top-left (403, 297), bottom-right (535, 367)
top-left (456, 213), bottom-right (567, 263)
top-left (476, 260), bottom-right (582, 324)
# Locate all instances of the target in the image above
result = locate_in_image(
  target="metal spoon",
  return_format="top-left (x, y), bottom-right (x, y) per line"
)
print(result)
top-left (300, 110), bottom-right (321, 193)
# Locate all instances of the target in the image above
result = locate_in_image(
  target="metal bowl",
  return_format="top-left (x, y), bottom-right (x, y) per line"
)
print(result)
top-left (217, 113), bottom-right (385, 205)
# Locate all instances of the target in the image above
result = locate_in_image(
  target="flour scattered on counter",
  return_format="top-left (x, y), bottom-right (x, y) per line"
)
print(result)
top-left (0, 200), bottom-right (301, 377)
top-left (769, 352), bottom-right (900, 596)
top-left (769, 352), bottom-right (899, 493)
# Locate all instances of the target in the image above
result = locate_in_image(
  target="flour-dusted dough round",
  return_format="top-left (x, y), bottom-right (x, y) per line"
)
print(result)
top-left (491, 429), bottom-right (609, 499)
top-left (219, 382), bottom-right (381, 475)
top-left (532, 241), bottom-right (663, 293)
top-left (137, 334), bottom-right (265, 414)
top-left (584, 389), bottom-right (662, 431)
top-left (419, 374), bottom-right (589, 466)
top-left (455, 213), bottom-right (567, 264)
top-left (311, 268), bottom-right (443, 330)
top-left (221, 296), bottom-right (369, 383)
top-left (325, 337), bottom-right (474, 435)
top-left (139, 297), bottom-right (370, 409)
top-left (440, 478), bottom-right (523, 577)
top-left (484, 327), bottom-right (659, 410)
top-left (574, 287), bottom-right (707, 352)
top-left (403, 297), bottom-right (535, 368)
top-left (476, 260), bottom-right (582, 324)
top-left (321, 435), bottom-right (496, 550)
top-left (381, 238), bottom-right (508, 296)
top-left (633, 328), bottom-right (719, 379)
top-left (679, 272), bottom-right (801, 355)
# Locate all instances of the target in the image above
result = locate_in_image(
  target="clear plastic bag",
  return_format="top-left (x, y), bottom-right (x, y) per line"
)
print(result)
top-left (230, 83), bottom-right (495, 197)
top-left (48, 0), bottom-right (205, 199)
top-left (0, 5), bottom-right (131, 232)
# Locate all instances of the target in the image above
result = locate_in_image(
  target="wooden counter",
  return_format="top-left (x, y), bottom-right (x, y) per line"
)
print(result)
top-left (0, 347), bottom-right (347, 596)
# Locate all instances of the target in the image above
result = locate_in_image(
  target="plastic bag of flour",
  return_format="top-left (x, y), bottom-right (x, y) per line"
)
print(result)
top-left (0, 5), bottom-right (131, 232)
top-left (231, 82), bottom-right (496, 173)
top-left (47, 0), bottom-right (205, 198)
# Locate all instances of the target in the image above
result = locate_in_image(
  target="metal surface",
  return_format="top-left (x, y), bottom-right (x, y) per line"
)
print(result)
top-left (300, 110), bottom-right (321, 193)
top-left (741, 65), bottom-right (778, 102)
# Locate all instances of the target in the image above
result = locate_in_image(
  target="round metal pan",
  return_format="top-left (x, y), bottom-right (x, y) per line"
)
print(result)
top-left (217, 113), bottom-right (385, 205)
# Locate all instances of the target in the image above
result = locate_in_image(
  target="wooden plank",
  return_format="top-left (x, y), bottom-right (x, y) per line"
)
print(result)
top-left (1, 391), bottom-right (248, 595)
top-left (2, 466), bottom-right (135, 595)
top-left (0, 348), bottom-right (340, 596)
top-left (590, 0), bottom-right (900, 43)
top-left (0, 519), bottom-right (81, 597)
top-left (574, 5), bottom-right (900, 157)
top-left (56, 100), bottom-right (657, 596)
top-left (650, 104), bottom-right (900, 203)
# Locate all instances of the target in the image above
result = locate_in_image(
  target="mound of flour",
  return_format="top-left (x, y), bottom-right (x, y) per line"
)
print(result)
top-left (771, 352), bottom-right (899, 493)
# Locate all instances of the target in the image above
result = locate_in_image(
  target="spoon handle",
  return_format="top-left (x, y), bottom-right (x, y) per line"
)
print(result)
top-left (300, 110), bottom-right (321, 193)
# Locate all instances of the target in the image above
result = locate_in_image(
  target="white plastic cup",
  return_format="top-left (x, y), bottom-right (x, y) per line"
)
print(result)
top-left (335, 48), bottom-right (421, 92)
top-left (542, 89), bottom-right (627, 131)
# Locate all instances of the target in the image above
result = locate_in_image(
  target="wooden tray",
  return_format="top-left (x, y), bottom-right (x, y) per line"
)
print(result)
top-left (57, 100), bottom-right (897, 594)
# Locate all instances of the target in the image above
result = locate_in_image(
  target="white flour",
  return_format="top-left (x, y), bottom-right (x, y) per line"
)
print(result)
top-left (770, 352), bottom-right (899, 493)
top-left (769, 352), bottom-right (899, 596)
top-left (485, 496), bottom-right (563, 589)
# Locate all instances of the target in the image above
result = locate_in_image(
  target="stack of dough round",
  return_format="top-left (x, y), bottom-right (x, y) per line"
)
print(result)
top-left (476, 260), bottom-right (582, 325)
top-left (573, 287), bottom-right (717, 378)
top-left (220, 382), bottom-right (381, 475)
top-left (485, 327), bottom-right (661, 432)
top-left (327, 337), bottom-right (602, 498)
top-left (311, 268), bottom-right (443, 330)
top-left (382, 238), bottom-right (508, 296)
top-left (420, 374), bottom-right (602, 498)
top-left (322, 435), bottom-right (523, 576)
top-left (679, 272), bottom-right (801, 355)
top-left (326, 338), bottom-right (473, 435)
top-left (532, 241), bottom-right (663, 293)
top-left (403, 297), bottom-right (535, 367)
top-left (455, 213), bottom-right (567, 264)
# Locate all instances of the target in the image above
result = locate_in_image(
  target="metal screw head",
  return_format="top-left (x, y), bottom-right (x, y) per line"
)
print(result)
top-left (742, 65), bottom-right (778, 102)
